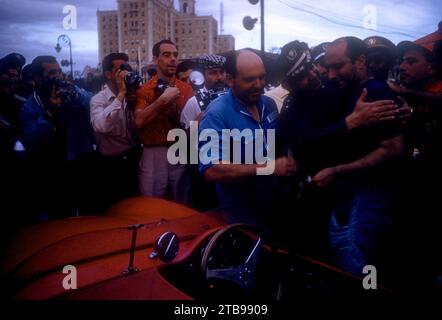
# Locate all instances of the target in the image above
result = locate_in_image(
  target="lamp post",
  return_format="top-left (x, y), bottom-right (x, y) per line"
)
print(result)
top-left (242, 0), bottom-right (264, 52)
top-left (55, 34), bottom-right (73, 79)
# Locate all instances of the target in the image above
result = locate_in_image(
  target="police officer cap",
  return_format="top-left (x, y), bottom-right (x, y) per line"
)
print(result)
top-left (311, 42), bottom-right (330, 62)
top-left (271, 40), bottom-right (312, 81)
top-left (364, 36), bottom-right (396, 56)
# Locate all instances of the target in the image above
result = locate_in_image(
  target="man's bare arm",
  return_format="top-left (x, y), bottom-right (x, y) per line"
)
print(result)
top-left (335, 134), bottom-right (404, 174)
top-left (205, 163), bottom-right (260, 183)
top-left (134, 87), bottom-right (180, 129)
top-left (387, 81), bottom-right (442, 108)
top-left (312, 135), bottom-right (405, 187)
top-left (205, 157), bottom-right (298, 183)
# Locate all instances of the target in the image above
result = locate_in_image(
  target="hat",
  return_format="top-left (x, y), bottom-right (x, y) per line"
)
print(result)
top-left (397, 40), bottom-right (435, 61)
top-left (0, 53), bottom-right (26, 73)
top-left (311, 42), bottom-right (330, 62)
top-left (271, 41), bottom-right (312, 81)
top-left (364, 36), bottom-right (396, 55)
top-left (196, 54), bottom-right (226, 69)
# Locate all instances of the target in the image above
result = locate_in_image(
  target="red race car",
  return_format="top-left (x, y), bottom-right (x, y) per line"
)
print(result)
top-left (1, 197), bottom-right (393, 300)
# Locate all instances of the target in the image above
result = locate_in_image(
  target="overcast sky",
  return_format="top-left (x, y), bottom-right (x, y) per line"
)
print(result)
top-left (0, 0), bottom-right (440, 74)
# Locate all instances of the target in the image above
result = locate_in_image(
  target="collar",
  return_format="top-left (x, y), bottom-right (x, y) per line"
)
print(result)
top-left (275, 85), bottom-right (290, 99)
top-left (33, 91), bottom-right (46, 110)
top-left (230, 90), bottom-right (266, 123)
top-left (103, 85), bottom-right (117, 102)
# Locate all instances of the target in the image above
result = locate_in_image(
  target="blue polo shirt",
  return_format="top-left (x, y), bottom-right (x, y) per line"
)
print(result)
top-left (198, 89), bottom-right (279, 210)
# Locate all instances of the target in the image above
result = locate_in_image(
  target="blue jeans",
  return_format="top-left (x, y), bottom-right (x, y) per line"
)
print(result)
top-left (329, 182), bottom-right (398, 276)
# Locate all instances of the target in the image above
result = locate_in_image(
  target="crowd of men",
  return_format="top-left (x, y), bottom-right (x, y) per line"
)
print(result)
top-left (1, 22), bottom-right (441, 292)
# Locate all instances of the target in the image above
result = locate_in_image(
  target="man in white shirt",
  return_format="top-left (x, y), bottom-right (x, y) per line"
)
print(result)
top-left (90, 53), bottom-right (141, 209)
top-left (264, 84), bottom-right (290, 113)
top-left (180, 54), bottom-right (227, 129)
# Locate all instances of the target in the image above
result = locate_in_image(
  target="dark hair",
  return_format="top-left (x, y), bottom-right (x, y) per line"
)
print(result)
top-left (152, 39), bottom-right (177, 58)
top-left (176, 60), bottom-right (194, 75)
top-left (30, 55), bottom-right (57, 77)
top-left (102, 52), bottom-right (129, 74)
top-left (331, 36), bottom-right (367, 62)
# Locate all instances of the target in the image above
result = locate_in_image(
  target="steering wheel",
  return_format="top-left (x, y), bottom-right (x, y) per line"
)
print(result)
top-left (200, 224), bottom-right (281, 298)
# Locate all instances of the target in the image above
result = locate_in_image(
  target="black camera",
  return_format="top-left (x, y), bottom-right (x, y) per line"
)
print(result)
top-left (155, 77), bottom-right (170, 96)
top-left (189, 70), bottom-right (228, 111)
top-left (51, 79), bottom-right (79, 105)
top-left (119, 63), bottom-right (143, 91)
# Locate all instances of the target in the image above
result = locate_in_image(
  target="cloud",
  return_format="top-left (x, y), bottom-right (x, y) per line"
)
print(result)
top-left (0, 0), bottom-right (440, 72)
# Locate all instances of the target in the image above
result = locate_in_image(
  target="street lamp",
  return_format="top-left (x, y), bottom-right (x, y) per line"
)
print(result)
top-left (242, 0), bottom-right (265, 52)
top-left (55, 34), bottom-right (73, 79)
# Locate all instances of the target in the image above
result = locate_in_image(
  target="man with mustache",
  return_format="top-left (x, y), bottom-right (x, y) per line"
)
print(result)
top-left (392, 40), bottom-right (442, 164)
top-left (389, 40), bottom-right (442, 289)
top-left (135, 40), bottom-right (193, 204)
top-left (198, 49), bottom-right (297, 228)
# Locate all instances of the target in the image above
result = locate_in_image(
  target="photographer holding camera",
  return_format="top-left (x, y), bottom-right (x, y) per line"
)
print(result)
top-left (180, 54), bottom-right (227, 130)
top-left (21, 56), bottom-right (93, 159)
top-left (135, 40), bottom-right (193, 205)
top-left (90, 52), bottom-right (142, 208)
top-left (19, 55), bottom-right (95, 220)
